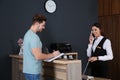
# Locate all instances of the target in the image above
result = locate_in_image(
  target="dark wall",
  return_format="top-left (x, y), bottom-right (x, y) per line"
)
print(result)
top-left (0, 0), bottom-right (98, 80)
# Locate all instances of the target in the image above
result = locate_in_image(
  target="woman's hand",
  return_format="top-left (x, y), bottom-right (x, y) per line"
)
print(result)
top-left (89, 35), bottom-right (94, 44)
top-left (88, 57), bottom-right (98, 62)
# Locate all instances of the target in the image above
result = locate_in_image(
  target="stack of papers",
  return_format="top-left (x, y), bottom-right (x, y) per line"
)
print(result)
top-left (44, 53), bottom-right (64, 62)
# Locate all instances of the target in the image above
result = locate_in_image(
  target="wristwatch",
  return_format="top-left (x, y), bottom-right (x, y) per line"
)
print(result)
top-left (97, 56), bottom-right (99, 60)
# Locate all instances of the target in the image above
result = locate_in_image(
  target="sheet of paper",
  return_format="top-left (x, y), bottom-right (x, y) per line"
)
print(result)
top-left (44, 53), bottom-right (64, 62)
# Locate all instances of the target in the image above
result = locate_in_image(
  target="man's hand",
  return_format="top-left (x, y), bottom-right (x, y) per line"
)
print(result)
top-left (52, 51), bottom-right (60, 57)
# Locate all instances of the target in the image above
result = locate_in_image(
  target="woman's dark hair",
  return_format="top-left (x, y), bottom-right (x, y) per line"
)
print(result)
top-left (32, 14), bottom-right (46, 25)
top-left (92, 22), bottom-right (105, 36)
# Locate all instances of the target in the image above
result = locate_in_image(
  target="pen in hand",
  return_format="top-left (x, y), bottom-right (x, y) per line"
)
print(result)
top-left (45, 47), bottom-right (60, 57)
top-left (52, 50), bottom-right (60, 57)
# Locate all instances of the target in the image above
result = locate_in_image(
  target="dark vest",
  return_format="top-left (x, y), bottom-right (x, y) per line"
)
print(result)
top-left (92, 37), bottom-right (107, 57)
top-left (90, 37), bottom-right (108, 77)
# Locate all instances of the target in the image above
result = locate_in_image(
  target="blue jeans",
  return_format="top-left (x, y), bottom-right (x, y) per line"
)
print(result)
top-left (24, 73), bottom-right (41, 80)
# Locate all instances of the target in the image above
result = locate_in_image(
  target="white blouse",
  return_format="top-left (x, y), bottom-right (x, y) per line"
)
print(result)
top-left (87, 36), bottom-right (113, 61)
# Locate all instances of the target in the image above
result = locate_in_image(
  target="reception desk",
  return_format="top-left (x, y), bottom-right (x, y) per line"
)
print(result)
top-left (42, 59), bottom-right (82, 80)
top-left (9, 55), bottom-right (25, 80)
top-left (9, 52), bottom-right (82, 80)
top-left (9, 53), bottom-right (111, 80)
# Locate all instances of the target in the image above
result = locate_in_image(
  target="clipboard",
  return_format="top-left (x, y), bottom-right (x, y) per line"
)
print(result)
top-left (44, 53), bottom-right (64, 62)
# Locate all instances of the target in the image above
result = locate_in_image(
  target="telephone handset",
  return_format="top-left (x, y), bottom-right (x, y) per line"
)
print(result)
top-left (89, 31), bottom-right (95, 44)
top-left (90, 31), bottom-right (95, 38)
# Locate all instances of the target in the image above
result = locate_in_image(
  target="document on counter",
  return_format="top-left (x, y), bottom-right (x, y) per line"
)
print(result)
top-left (44, 53), bottom-right (64, 62)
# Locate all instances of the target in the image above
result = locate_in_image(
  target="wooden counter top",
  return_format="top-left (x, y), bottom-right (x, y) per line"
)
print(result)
top-left (9, 54), bottom-right (23, 59)
top-left (9, 52), bottom-right (77, 59)
top-left (53, 59), bottom-right (81, 64)
top-left (9, 54), bottom-right (81, 64)
top-left (94, 77), bottom-right (111, 80)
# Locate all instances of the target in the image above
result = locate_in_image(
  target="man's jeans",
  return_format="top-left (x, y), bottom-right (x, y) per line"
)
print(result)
top-left (24, 73), bottom-right (40, 80)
